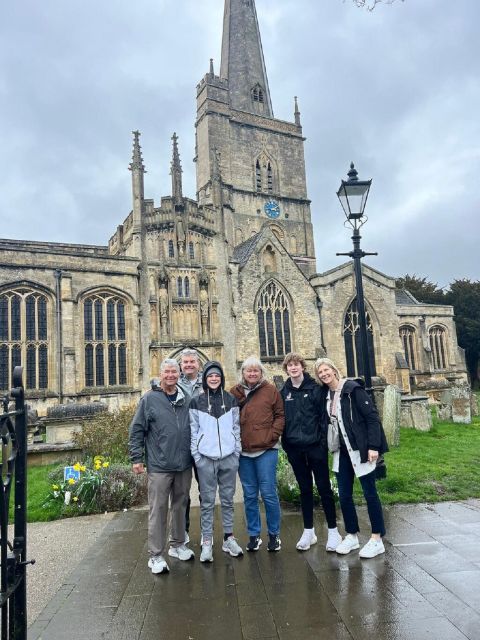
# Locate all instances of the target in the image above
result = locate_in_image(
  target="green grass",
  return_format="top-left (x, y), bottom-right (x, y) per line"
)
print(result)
top-left (368, 414), bottom-right (480, 505)
top-left (9, 464), bottom-right (63, 523)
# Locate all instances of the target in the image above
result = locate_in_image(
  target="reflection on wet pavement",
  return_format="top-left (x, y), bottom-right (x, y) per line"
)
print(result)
top-left (29, 500), bottom-right (480, 639)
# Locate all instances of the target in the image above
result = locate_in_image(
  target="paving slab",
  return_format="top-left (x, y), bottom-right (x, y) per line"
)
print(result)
top-left (28, 501), bottom-right (480, 639)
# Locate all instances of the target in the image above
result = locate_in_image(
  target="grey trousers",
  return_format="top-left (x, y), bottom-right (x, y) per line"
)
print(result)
top-left (147, 468), bottom-right (192, 557)
top-left (196, 453), bottom-right (239, 540)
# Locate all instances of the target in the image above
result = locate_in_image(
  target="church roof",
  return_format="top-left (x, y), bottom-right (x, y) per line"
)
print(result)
top-left (231, 233), bottom-right (261, 266)
top-left (395, 289), bottom-right (420, 305)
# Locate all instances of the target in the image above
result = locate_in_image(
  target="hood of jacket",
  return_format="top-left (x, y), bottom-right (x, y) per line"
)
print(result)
top-left (340, 378), bottom-right (365, 396)
top-left (202, 360), bottom-right (226, 391)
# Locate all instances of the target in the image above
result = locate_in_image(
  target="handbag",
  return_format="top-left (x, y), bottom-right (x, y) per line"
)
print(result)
top-left (375, 454), bottom-right (387, 480)
top-left (327, 416), bottom-right (340, 453)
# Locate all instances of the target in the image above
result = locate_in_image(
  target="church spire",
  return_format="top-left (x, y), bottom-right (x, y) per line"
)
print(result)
top-left (129, 130), bottom-right (145, 228)
top-left (294, 96), bottom-right (301, 126)
top-left (170, 132), bottom-right (183, 204)
top-left (220, 0), bottom-right (273, 117)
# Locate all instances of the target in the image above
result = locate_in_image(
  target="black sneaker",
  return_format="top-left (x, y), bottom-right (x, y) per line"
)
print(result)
top-left (246, 535), bottom-right (262, 552)
top-left (267, 534), bottom-right (281, 552)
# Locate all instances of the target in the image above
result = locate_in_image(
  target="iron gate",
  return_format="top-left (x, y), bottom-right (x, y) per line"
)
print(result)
top-left (0, 366), bottom-right (31, 639)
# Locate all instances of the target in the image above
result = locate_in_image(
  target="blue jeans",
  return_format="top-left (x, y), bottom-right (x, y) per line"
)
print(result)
top-left (336, 447), bottom-right (386, 537)
top-left (238, 449), bottom-right (281, 536)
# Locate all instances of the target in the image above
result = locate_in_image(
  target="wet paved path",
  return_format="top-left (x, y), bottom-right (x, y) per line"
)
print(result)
top-left (29, 500), bottom-right (480, 639)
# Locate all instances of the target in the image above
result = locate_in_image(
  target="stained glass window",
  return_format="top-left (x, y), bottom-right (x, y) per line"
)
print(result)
top-left (343, 299), bottom-right (376, 378)
top-left (83, 293), bottom-right (129, 387)
top-left (400, 326), bottom-right (417, 370)
top-left (429, 326), bottom-right (448, 370)
top-left (256, 281), bottom-right (292, 358)
top-left (0, 289), bottom-right (49, 391)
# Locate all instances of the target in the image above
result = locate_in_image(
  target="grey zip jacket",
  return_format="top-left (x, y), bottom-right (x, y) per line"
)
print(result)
top-left (129, 385), bottom-right (192, 472)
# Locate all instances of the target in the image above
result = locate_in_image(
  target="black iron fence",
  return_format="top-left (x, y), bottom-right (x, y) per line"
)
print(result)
top-left (0, 366), bottom-right (32, 639)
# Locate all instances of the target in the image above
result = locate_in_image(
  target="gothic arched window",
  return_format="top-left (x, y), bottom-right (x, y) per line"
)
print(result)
top-left (267, 162), bottom-right (273, 193)
top-left (83, 292), bottom-right (128, 387)
top-left (256, 281), bottom-right (291, 359)
top-left (184, 277), bottom-right (190, 298)
top-left (189, 241), bottom-right (195, 260)
top-left (168, 239), bottom-right (174, 258)
top-left (177, 277), bottom-right (183, 298)
top-left (400, 325), bottom-right (417, 370)
top-left (429, 325), bottom-right (448, 370)
top-left (343, 299), bottom-right (376, 378)
top-left (0, 288), bottom-right (50, 391)
top-left (256, 160), bottom-right (262, 191)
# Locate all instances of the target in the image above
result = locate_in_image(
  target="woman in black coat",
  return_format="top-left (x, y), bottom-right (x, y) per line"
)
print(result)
top-left (315, 357), bottom-right (388, 559)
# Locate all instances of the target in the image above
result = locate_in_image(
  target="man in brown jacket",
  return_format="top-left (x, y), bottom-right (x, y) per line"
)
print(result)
top-left (230, 356), bottom-right (284, 552)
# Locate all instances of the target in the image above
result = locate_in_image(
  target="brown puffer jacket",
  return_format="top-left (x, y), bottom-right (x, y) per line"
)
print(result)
top-left (230, 380), bottom-right (285, 453)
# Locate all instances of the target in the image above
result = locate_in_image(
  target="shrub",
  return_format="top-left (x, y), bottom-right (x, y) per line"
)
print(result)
top-left (73, 405), bottom-right (136, 463)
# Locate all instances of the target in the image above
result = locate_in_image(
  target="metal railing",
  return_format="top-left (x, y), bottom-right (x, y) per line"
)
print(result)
top-left (0, 366), bottom-right (32, 639)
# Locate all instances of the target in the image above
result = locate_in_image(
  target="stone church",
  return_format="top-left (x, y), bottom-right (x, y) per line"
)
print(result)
top-left (0, 0), bottom-right (467, 414)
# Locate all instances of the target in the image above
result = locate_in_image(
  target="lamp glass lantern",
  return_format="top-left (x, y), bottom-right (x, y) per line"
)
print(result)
top-left (336, 162), bottom-right (372, 224)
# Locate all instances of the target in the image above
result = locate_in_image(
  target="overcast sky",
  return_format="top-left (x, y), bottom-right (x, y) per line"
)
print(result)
top-left (1, 0), bottom-right (478, 287)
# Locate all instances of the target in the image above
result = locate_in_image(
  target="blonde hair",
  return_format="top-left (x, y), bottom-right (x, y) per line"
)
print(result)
top-left (239, 356), bottom-right (267, 384)
top-left (314, 357), bottom-right (342, 385)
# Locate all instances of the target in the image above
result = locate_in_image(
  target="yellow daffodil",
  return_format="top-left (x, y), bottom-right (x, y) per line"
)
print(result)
top-left (68, 478), bottom-right (76, 485)
top-left (73, 462), bottom-right (81, 472)
top-left (73, 496), bottom-right (79, 502)
top-left (102, 462), bottom-right (109, 468)
top-left (52, 484), bottom-right (59, 490)
top-left (80, 465), bottom-right (86, 472)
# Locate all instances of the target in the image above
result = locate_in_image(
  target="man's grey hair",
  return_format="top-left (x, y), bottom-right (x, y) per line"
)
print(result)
top-left (179, 348), bottom-right (200, 362)
top-left (160, 358), bottom-right (180, 373)
top-left (239, 356), bottom-right (267, 383)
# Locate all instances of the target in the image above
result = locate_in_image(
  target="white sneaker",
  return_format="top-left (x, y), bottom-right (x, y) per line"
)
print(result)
top-left (296, 529), bottom-right (317, 551)
top-left (168, 544), bottom-right (195, 561)
top-left (148, 555), bottom-right (169, 574)
top-left (359, 538), bottom-right (385, 559)
top-left (222, 536), bottom-right (243, 557)
top-left (326, 529), bottom-right (343, 552)
top-left (335, 533), bottom-right (360, 555)
top-left (200, 541), bottom-right (213, 563)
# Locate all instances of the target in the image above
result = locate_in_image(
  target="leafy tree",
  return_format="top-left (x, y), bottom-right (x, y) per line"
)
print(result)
top-left (445, 279), bottom-right (480, 389)
top-left (395, 274), bottom-right (445, 304)
top-left (351, 0), bottom-right (404, 10)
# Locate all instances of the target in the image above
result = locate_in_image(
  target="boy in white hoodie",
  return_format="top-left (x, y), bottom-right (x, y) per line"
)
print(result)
top-left (190, 360), bottom-right (243, 562)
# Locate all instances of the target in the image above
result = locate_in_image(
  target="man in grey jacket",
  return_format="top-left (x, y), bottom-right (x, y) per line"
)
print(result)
top-left (129, 358), bottom-right (194, 574)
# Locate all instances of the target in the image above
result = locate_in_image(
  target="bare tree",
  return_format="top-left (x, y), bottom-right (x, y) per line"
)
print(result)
top-left (350, 0), bottom-right (404, 10)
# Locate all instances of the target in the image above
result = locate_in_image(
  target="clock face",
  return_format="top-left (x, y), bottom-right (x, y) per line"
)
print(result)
top-left (264, 200), bottom-right (280, 219)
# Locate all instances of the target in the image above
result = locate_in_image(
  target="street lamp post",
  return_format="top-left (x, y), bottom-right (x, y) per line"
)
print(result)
top-left (336, 162), bottom-right (377, 393)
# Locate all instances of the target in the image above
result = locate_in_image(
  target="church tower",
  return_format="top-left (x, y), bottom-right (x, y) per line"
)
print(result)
top-left (195, 0), bottom-right (317, 275)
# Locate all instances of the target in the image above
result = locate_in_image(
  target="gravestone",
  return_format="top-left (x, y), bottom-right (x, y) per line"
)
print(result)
top-left (400, 395), bottom-right (432, 431)
top-left (451, 384), bottom-right (472, 424)
top-left (438, 385), bottom-right (472, 424)
top-left (382, 385), bottom-right (400, 446)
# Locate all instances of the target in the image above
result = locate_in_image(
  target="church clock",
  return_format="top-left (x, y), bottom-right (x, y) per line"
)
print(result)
top-left (264, 200), bottom-right (280, 219)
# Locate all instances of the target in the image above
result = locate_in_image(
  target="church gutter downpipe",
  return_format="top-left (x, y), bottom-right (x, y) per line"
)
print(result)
top-left (54, 269), bottom-right (63, 403)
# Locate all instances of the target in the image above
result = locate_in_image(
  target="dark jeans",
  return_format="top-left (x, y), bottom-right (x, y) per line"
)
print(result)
top-left (336, 447), bottom-right (386, 537)
top-left (285, 445), bottom-right (337, 529)
top-left (185, 460), bottom-right (200, 534)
